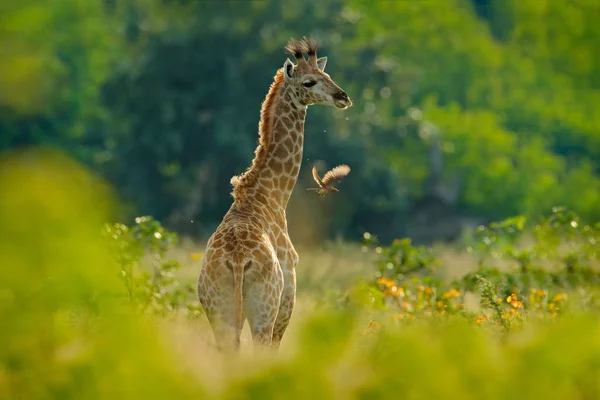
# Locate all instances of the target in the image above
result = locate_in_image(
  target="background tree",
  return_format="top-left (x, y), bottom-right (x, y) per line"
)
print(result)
top-left (1, 0), bottom-right (598, 244)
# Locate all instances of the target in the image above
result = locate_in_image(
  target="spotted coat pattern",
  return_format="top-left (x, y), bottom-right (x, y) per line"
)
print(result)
top-left (197, 37), bottom-right (352, 353)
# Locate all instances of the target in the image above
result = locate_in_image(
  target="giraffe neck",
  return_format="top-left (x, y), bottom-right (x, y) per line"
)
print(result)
top-left (256, 88), bottom-right (306, 210)
top-left (231, 69), bottom-right (307, 212)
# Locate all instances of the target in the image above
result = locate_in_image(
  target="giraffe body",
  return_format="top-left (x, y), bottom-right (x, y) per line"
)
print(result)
top-left (197, 37), bottom-right (352, 353)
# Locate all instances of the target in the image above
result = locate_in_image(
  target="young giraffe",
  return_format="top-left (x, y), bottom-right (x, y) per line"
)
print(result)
top-left (197, 37), bottom-right (352, 353)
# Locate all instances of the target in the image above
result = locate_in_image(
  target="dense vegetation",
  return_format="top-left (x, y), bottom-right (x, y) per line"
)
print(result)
top-left (2, 149), bottom-right (599, 399)
top-left (2, 0), bottom-right (599, 243)
top-left (2, 1), bottom-right (600, 398)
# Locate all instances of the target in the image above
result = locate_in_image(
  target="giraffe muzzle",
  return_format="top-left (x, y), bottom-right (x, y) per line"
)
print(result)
top-left (333, 91), bottom-right (352, 109)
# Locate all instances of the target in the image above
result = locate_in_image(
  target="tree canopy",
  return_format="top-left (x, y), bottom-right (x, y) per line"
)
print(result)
top-left (1, 0), bottom-right (598, 244)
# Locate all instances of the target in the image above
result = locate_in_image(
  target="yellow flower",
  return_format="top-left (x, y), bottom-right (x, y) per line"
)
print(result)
top-left (553, 293), bottom-right (566, 302)
top-left (506, 293), bottom-right (519, 303)
top-left (476, 315), bottom-right (488, 324)
top-left (510, 300), bottom-right (524, 309)
top-left (383, 286), bottom-right (404, 298)
top-left (424, 287), bottom-right (434, 295)
top-left (536, 289), bottom-right (545, 297)
top-left (417, 285), bottom-right (425, 292)
top-left (377, 277), bottom-right (396, 289)
top-left (189, 252), bottom-right (204, 261)
top-left (442, 288), bottom-right (461, 299)
top-left (510, 309), bottom-right (521, 316)
top-left (496, 297), bottom-right (503, 303)
top-left (402, 302), bottom-right (413, 312)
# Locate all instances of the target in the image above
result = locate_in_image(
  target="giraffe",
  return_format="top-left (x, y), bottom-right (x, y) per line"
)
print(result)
top-left (197, 37), bottom-right (352, 353)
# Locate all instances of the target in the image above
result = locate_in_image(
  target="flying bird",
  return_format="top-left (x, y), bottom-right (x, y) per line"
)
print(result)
top-left (306, 164), bottom-right (351, 199)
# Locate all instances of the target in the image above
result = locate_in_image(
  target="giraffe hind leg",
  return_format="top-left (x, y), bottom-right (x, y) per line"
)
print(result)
top-left (243, 260), bottom-right (284, 351)
top-left (198, 270), bottom-right (243, 353)
top-left (208, 314), bottom-right (241, 353)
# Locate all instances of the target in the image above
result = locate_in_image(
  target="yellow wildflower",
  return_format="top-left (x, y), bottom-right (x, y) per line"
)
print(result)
top-left (383, 286), bottom-right (404, 298)
top-left (377, 277), bottom-right (396, 288)
top-left (476, 315), bottom-right (488, 324)
top-left (189, 252), bottom-right (204, 261)
top-left (424, 287), bottom-right (434, 296)
top-left (442, 288), bottom-right (461, 299)
top-left (553, 293), bottom-right (566, 302)
top-left (510, 300), bottom-right (524, 309)
top-left (506, 293), bottom-right (519, 303)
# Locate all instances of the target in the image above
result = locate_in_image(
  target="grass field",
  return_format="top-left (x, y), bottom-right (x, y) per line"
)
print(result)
top-left (2, 151), bottom-right (600, 399)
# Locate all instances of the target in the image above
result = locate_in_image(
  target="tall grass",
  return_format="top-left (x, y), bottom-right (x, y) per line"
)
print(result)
top-left (1, 149), bottom-right (599, 399)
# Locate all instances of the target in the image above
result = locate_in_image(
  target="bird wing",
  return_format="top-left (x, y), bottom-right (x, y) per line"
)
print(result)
top-left (321, 164), bottom-right (351, 187)
top-left (311, 166), bottom-right (325, 188)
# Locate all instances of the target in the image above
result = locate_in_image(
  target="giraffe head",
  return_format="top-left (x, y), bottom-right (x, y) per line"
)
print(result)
top-left (282, 37), bottom-right (352, 110)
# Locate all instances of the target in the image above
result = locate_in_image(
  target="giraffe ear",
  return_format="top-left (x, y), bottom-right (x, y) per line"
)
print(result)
top-left (283, 58), bottom-right (295, 82)
top-left (316, 56), bottom-right (327, 71)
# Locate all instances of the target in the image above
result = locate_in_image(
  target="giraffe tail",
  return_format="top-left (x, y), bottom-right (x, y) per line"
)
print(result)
top-left (226, 260), bottom-right (251, 335)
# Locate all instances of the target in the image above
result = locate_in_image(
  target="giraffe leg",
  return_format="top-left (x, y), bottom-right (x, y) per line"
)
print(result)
top-left (244, 261), bottom-right (284, 351)
top-left (207, 313), bottom-right (241, 353)
top-left (198, 271), bottom-right (242, 353)
top-left (271, 267), bottom-right (296, 351)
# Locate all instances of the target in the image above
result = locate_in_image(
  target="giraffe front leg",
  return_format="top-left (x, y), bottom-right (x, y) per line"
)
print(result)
top-left (271, 267), bottom-right (296, 351)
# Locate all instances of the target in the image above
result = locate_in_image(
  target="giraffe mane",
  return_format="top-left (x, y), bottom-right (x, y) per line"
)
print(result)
top-left (230, 68), bottom-right (285, 203)
top-left (284, 36), bottom-right (318, 59)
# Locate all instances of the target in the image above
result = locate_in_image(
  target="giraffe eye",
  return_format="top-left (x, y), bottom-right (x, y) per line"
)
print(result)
top-left (302, 80), bottom-right (317, 88)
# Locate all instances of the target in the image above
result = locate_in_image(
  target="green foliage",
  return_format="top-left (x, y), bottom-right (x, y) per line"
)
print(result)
top-left (2, 149), bottom-right (600, 399)
top-left (475, 275), bottom-right (510, 330)
top-left (3, 0), bottom-right (599, 242)
top-left (103, 216), bottom-right (201, 318)
top-left (222, 311), bottom-right (600, 400)
top-left (356, 207), bottom-right (600, 331)
top-left (0, 0), bottom-right (122, 160)
top-left (0, 149), bottom-right (204, 399)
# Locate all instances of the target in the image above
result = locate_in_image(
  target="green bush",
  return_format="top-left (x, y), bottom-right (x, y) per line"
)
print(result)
top-left (2, 150), bottom-right (599, 399)
top-left (354, 206), bottom-right (600, 332)
top-left (102, 216), bottom-right (201, 318)
top-left (0, 149), bottom-right (205, 399)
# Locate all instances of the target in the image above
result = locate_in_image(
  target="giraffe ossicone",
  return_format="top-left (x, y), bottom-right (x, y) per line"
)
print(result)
top-left (197, 36), bottom-right (352, 353)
